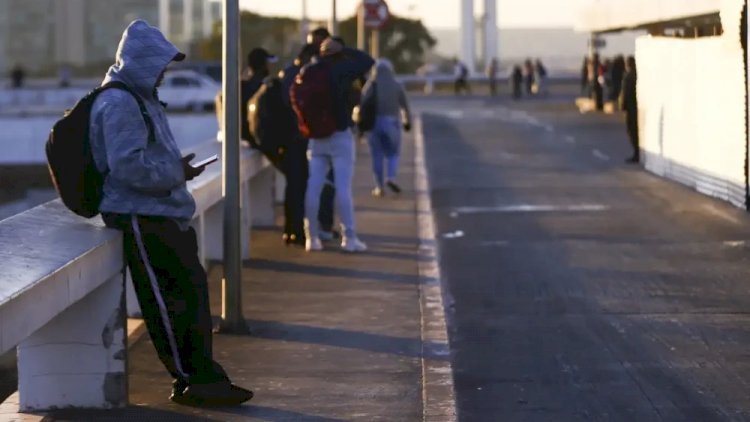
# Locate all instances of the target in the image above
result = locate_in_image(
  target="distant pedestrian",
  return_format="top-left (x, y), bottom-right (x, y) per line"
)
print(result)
top-left (523, 59), bottom-right (534, 96)
top-left (291, 37), bottom-right (374, 253)
top-left (609, 55), bottom-right (626, 107)
top-left (361, 59), bottom-right (412, 197)
top-left (588, 53), bottom-right (604, 111)
top-left (10, 64), bottom-right (24, 88)
top-left (59, 65), bottom-right (72, 88)
top-left (487, 58), bottom-right (499, 96)
top-left (534, 59), bottom-right (548, 96)
top-left (89, 20), bottom-right (252, 407)
top-left (580, 56), bottom-right (589, 95)
top-left (454, 59), bottom-right (471, 95)
top-left (511, 65), bottom-right (523, 100)
top-left (621, 56), bottom-right (639, 163)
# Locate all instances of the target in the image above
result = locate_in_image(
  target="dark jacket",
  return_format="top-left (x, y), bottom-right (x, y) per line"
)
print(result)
top-left (90, 20), bottom-right (194, 225)
top-left (319, 48), bottom-right (375, 131)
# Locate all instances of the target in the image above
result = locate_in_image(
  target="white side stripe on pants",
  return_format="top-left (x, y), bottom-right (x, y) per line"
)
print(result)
top-left (131, 215), bottom-right (188, 379)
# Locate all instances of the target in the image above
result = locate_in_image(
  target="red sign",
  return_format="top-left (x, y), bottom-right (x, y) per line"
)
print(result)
top-left (362, 0), bottom-right (390, 29)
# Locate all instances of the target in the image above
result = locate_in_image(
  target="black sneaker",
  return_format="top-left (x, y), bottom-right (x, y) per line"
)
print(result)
top-left (386, 180), bottom-right (402, 194)
top-left (170, 380), bottom-right (253, 407)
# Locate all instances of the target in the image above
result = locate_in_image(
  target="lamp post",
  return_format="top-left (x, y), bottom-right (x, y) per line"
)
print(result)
top-left (218, 0), bottom-right (247, 334)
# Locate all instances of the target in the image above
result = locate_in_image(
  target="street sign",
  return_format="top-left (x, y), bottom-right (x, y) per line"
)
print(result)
top-left (362, 0), bottom-right (389, 29)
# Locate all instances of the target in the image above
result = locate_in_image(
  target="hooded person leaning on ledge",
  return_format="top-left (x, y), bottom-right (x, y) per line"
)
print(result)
top-left (89, 20), bottom-right (253, 407)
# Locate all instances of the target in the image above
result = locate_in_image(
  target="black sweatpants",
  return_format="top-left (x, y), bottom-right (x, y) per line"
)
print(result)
top-left (102, 213), bottom-right (227, 385)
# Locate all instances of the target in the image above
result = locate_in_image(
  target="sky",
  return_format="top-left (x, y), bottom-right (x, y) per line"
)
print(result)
top-left (237, 0), bottom-right (590, 29)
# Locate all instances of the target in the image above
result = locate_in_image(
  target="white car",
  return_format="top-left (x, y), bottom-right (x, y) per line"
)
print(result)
top-left (158, 70), bottom-right (220, 112)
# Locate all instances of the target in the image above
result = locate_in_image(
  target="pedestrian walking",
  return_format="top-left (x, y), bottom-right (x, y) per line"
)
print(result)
top-left (487, 58), bottom-right (499, 96)
top-left (589, 53), bottom-right (604, 111)
top-left (454, 59), bottom-right (471, 95)
top-left (305, 27), bottom-right (339, 242)
top-left (534, 59), bottom-right (548, 96)
top-left (291, 37), bottom-right (374, 253)
top-left (609, 55), bottom-right (626, 107)
top-left (621, 56), bottom-right (639, 163)
top-left (89, 20), bottom-right (252, 407)
top-left (580, 56), bottom-right (589, 96)
top-left (10, 64), bottom-right (24, 88)
top-left (361, 59), bottom-right (412, 198)
top-left (511, 65), bottom-right (523, 100)
top-left (523, 59), bottom-right (534, 96)
top-left (276, 43), bottom-right (327, 246)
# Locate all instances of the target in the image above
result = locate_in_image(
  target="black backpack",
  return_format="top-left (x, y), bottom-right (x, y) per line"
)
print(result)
top-left (45, 81), bottom-right (154, 218)
top-left (248, 77), bottom-right (298, 163)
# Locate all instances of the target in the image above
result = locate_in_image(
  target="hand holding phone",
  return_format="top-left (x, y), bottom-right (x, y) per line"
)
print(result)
top-left (192, 154), bottom-right (219, 168)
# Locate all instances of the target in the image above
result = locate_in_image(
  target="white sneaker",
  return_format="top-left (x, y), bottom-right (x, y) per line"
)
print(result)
top-left (341, 237), bottom-right (368, 253)
top-left (305, 237), bottom-right (323, 252)
top-left (371, 187), bottom-right (385, 197)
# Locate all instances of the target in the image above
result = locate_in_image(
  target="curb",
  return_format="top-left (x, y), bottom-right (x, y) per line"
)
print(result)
top-left (415, 116), bottom-right (458, 421)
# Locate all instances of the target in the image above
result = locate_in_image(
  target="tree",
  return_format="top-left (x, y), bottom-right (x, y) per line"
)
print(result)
top-left (198, 12), bottom-right (303, 70)
top-left (198, 11), bottom-right (436, 75)
top-left (339, 14), bottom-right (436, 74)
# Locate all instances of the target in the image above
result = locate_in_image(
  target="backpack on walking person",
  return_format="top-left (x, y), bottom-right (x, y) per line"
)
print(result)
top-left (45, 81), bottom-right (154, 218)
top-left (289, 61), bottom-right (338, 139)
top-left (248, 76), bottom-right (298, 163)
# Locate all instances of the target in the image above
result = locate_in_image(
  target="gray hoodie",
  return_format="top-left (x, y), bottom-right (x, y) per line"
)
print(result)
top-left (89, 20), bottom-right (194, 226)
top-left (361, 59), bottom-right (411, 123)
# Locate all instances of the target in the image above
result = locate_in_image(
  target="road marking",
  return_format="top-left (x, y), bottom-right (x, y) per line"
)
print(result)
top-left (480, 240), bottom-right (510, 247)
top-left (724, 240), bottom-right (746, 247)
top-left (442, 230), bottom-right (465, 239)
top-left (414, 117), bottom-right (457, 421)
top-left (453, 204), bottom-right (609, 214)
top-left (592, 149), bottom-right (611, 161)
top-left (565, 135), bottom-right (576, 144)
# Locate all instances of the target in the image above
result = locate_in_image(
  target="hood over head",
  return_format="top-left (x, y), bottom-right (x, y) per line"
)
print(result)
top-left (105, 20), bottom-right (184, 97)
top-left (374, 58), bottom-right (395, 83)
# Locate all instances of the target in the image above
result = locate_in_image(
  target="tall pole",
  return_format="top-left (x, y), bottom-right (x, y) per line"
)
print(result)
top-left (219, 0), bottom-right (247, 333)
top-left (371, 30), bottom-right (380, 58)
top-left (301, 0), bottom-right (310, 44)
top-left (483, 0), bottom-right (498, 72)
top-left (329, 0), bottom-right (338, 36)
top-left (460, 0), bottom-right (475, 74)
top-left (357, 3), bottom-right (366, 50)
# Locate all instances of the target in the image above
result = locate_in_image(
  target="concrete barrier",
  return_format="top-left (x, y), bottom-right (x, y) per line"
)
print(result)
top-left (0, 141), bottom-right (274, 413)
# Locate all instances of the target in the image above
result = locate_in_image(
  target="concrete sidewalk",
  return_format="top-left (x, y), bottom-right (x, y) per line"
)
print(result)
top-left (46, 126), bottom-right (454, 421)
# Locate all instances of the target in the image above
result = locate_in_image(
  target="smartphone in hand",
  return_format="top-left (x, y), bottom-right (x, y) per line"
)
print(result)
top-left (192, 154), bottom-right (219, 168)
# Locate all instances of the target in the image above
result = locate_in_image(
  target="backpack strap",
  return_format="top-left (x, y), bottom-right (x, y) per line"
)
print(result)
top-left (97, 81), bottom-right (156, 144)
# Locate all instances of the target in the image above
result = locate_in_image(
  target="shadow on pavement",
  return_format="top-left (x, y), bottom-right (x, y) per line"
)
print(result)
top-left (244, 319), bottom-right (449, 361)
top-left (244, 258), bottom-right (422, 285)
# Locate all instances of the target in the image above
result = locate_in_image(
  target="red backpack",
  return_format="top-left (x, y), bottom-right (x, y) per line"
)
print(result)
top-left (290, 61), bottom-right (338, 139)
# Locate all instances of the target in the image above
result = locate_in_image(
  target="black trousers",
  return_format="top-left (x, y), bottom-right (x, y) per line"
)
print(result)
top-left (276, 141), bottom-right (334, 237)
top-left (102, 213), bottom-right (227, 385)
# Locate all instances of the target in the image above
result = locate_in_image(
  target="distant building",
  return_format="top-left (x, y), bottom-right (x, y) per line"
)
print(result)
top-left (0, 0), bottom-right (219, 76)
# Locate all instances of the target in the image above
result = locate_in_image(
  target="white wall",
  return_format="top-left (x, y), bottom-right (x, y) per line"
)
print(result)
top-left (637, 0), bottom-right (746, 207)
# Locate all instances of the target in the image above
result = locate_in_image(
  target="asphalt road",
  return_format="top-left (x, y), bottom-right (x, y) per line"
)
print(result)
top-left (418, 96), bottom-right (750, 421)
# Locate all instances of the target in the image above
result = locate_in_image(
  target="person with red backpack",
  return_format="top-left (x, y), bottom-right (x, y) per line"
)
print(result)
top-left (291, 37), bottom-right (374, 252)
top-left (86, 20), bottom-right (252, 407)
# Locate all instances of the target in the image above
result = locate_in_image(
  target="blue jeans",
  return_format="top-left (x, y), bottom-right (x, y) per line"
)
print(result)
top-left (305, 129), bottom-right (357, 240)
top-left (368, 116), bottom-right (402, 188)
